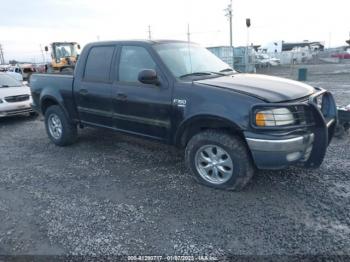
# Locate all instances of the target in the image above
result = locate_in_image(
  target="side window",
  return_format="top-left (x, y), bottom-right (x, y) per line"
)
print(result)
top-left (118, 46), bottom-right (156, 82)
top-left (84, 46), bottom-right (115, 82)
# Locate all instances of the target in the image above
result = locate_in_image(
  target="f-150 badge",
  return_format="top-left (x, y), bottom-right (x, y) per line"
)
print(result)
top-left (173, 99), bottom-right (187, 107)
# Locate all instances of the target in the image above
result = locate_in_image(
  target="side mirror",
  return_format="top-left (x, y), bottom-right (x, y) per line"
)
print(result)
top-left (44, 46), bottom-right (49, 52)
top-left (77, 44), bottom-right (81, 50)
top-left (138, 69), bottom-right (160, 85)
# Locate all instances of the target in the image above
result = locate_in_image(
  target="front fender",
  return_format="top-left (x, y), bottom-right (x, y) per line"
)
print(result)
top-left (174, 114), bottom-right (244, 146)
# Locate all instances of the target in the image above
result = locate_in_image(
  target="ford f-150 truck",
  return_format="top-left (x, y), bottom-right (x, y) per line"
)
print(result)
top-left (30, 40), bottom-right (337, 191)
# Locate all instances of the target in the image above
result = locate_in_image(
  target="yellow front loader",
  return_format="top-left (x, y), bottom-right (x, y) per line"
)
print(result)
top-left (45, 42), bottom-right (80, 73)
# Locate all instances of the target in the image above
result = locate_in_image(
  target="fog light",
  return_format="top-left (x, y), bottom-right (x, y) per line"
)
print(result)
top-left (286, 151), bottom-right (302, 162)
top-left (302, 145), bottom-right (313, 161)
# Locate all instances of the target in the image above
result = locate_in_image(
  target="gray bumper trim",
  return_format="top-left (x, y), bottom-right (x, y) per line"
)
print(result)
top-left (246, 134), bottom-right (314, 152)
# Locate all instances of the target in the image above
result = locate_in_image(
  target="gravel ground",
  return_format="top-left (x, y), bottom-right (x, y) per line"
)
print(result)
top-left (0, 63), bottom-right (349, 257)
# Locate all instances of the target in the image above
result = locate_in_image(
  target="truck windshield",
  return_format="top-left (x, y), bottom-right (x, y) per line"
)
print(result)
top-left (55, 44), bottom-right (78, 59)
top-left (154, 43), bottom-right (235, 78)
top-left (0, 74), bottom-right (22, 88)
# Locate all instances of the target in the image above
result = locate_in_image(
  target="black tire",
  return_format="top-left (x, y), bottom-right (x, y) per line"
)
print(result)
top-left (334, 124), bottom-right (345, 138)
top-left (29, 111), bottom-right (38, 117)
top-left (185, 130), bottom-right (255, 191)
top-left (44, 105), bottom-right (77, 146)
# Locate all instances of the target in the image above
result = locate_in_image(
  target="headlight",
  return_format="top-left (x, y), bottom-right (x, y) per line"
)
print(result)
top-left (255, 108), bottom-right (295, 127)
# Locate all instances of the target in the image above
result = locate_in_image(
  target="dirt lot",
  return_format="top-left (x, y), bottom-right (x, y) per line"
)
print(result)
top-left (0, 63), bottom-right (349, 257)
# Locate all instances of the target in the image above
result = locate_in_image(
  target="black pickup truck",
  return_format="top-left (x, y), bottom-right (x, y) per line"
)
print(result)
top-left (30, 40), bottom-right (337, 190)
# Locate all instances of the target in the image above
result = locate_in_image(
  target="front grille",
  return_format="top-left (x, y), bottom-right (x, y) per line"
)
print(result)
top-left (289, 104), bottom-right (313, 125)
top-left (4, 95), bottom-right (30, 103)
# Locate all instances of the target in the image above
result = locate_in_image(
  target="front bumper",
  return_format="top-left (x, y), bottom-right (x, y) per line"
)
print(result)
top-left (246, 133), bottom-right (314, 169)
top-left (0, 99), bottom-right (33, 117)
top-left (245, 88), bottom-right (337, 170)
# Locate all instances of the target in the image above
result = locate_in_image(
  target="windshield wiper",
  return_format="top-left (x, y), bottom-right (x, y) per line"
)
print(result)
top-left (219, 68), bottom-right (234, 73)
top-left (179, 71), bottom-right (227, 78)
top-left (179, 72), bottom-right (212, 78)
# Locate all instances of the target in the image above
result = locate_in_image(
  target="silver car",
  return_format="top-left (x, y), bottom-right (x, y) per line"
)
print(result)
top-left (0, 73), bottom-right (33, 117)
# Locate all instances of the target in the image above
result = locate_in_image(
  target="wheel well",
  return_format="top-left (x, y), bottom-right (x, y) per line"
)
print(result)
top-left (177, 117), bottom-right (245, 148)
top-left (41, 98), bottom-right (59, 114)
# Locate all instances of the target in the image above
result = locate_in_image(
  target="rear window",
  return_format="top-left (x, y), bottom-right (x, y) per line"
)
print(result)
top-left (84, 46), bottom-right (115, 82)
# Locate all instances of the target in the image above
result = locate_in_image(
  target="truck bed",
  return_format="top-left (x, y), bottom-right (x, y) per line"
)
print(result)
top-left (29, 73), bottom-right (77, 119)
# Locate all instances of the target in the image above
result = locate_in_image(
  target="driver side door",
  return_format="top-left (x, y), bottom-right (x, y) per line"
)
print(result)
top-left (113, 45), bottom-right (172, 141)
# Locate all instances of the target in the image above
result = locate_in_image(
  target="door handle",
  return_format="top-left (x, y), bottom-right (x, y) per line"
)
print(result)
top-left (79, 89), bottom-right (89, 96)
top-left (116, 93), bottom-right (127, 101)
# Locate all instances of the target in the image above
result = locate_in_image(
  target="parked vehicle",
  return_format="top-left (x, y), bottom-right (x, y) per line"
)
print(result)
top-left (30, 40), bottom-right (337, 190)
top-left (335, 105), bottom-right (350, 137)
top-left (6, 71), bottom-right (23, 82)
top-left (256, 54), bottom-right (280, 68)
top-left (0, 73), bottom-right (34, 117)
top-left (7, 64), bottom-right (37, 81)
top-left (331, 50), bottom-right (350, 59)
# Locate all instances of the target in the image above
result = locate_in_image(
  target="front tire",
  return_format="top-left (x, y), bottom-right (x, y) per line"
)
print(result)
top-left (44, 105), bottom-right (77, 146)
top-left (185, 130), bottom-right (255, 191)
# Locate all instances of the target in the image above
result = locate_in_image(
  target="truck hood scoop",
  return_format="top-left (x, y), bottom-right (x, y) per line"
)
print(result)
top-left (196, 74), bottom-right (315, 102)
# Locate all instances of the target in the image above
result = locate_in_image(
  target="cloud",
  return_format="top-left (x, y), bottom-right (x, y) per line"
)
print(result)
top-left (1, 0), bottom-right (349, 62)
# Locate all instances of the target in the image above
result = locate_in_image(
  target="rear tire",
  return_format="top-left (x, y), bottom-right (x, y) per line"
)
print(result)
top-left (44, 105), bottom-right (77, 146)
top-left (185, 130), bottom-right (254, 191)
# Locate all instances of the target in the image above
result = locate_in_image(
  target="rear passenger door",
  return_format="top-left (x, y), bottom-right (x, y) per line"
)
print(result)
top-left (74, 45), bottom-right (116, 127)
top-left (113, 45), bottom-right (172, 140)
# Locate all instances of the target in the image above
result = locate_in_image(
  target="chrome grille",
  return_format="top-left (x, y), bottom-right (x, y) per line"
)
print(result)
top-left (4, 95), bottom-right (30, 103)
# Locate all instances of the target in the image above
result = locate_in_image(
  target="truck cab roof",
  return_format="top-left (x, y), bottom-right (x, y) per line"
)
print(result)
top-left (85, 39), bottom-right (197, 47)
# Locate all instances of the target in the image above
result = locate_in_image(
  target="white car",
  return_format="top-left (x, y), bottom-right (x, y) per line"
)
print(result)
top-left (0, 73), bottom-right (34, 117)
top-left (5, 71), bottom-right (23, 82)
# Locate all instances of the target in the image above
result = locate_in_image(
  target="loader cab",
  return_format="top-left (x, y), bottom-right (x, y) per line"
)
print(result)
top-left (45, 42), bottom-right (81, 72)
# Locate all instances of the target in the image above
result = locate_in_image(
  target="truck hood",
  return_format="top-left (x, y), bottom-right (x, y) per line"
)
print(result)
top-left (196, 74), bottom-right (315, 102)
top-left (0, 86), bottom-right (31, 99)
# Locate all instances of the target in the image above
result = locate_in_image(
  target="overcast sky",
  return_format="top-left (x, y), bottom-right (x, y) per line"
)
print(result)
top-left (1, 0), bottom-right (349, 62)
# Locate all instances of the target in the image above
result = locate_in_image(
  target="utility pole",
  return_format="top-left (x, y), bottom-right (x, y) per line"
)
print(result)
top-left (187, 24), bottom-right (191, 42)
top-left (0, 44), bottom-right (5, 65)
top-left (225, 0), bottom-right (233, 47)
top-left (148, 25), bottom-right (152, 40)
top-left (224, 0), bottom-right (234, 68)
top-left (40, 44), bottom-right (46, 63)
top-left (245, 18), bottom-right (251, 73)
